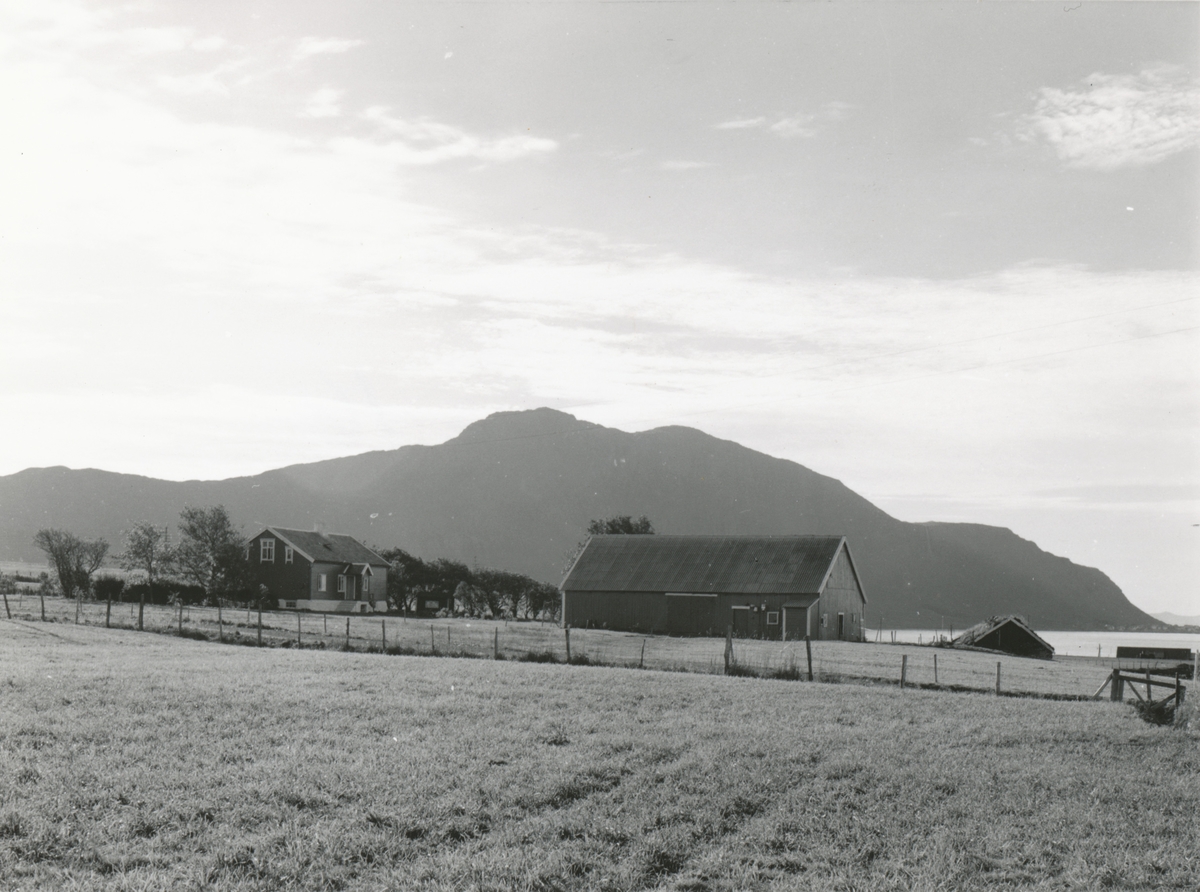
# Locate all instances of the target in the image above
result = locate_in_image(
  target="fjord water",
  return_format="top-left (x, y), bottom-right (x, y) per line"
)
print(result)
top-left (872, 628), bottom-right (1200, 658)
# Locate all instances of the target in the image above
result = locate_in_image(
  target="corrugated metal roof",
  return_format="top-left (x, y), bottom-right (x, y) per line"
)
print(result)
top-left (562, 535), bottom-right (845, 595)
top-left (261, 528), bottom-right (390, 568)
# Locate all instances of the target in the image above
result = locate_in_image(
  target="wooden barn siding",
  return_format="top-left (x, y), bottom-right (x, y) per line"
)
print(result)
top-left (566, 590), bottom-right (821, 639)
top-left (817, 546), bottom-right (865, 641)
top-left (250, 532), bottom-right (313, 603)
top-left (564, 590), bottom-right (668, 633)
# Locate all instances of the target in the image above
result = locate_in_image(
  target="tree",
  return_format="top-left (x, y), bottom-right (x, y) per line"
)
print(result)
top-left (119, 522), bottom-right (172, 632)
top-left (564, 515), bottom-right (656, 580)
top-left (33, 528), bottom-right (109, 623)
top-left (174, 506), bottom-right (248, 639)
top-left (587, 515), bottom-right (655, 535)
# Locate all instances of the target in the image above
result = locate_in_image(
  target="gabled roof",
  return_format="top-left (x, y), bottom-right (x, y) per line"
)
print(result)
top-left (951, 615), bottom-right (1054, 656)
top-left (562, 535), bottom-right (858, 596)
top-left (253, 527), bottom-right (390, 568)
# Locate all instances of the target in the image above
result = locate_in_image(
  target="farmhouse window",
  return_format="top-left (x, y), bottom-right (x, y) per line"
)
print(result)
top-left (424, 600), bottom-right (440, 610)
top-left (338, 575), bottom-right (347, 595)
top-left (821, 613), bottom-right (827, 627)
top-left (284, 546), bottom-right (293, 564)
top-left (318, 574), bottom-right (327, 593)
top-left (260, 538), bottom-right (275, 563)
top-left (766, 611), bottom-right (779, 626)
top-left (362, 574), bottom-right (370, 594)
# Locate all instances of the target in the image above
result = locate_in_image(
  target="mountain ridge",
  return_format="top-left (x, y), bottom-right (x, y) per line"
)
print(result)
top-left (0, 408), bottom-right (1158, 630)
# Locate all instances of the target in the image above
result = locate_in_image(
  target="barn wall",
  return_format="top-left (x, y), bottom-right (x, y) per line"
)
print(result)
top-left (563, 590), bottom-right (669, 633)
top-left (816, 545), bottom-right (866, 641)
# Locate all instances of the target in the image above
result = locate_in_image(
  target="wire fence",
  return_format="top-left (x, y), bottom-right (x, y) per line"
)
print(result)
top-left (4, 593), bottom-right (1192, 702)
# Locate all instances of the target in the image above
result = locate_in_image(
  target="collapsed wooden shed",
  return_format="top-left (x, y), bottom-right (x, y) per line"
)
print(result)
top-left (561, 535), bottom-right (866, 640)
top-left (951, 615), bottom-right (1054, 660)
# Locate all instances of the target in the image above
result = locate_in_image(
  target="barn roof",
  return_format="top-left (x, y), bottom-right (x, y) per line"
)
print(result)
top-left (951, 615), bottom-right (1054, 656)
top-left (254, 527), bottom-right (390, 568)
top-left (562, 535), bottom-right (859, 596)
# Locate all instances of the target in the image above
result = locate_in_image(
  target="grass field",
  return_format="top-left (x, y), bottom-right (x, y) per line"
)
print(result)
top-left (1, 618), bottom-right (1197, 891)
top-left (5, 594), bottom-right (1177, 701)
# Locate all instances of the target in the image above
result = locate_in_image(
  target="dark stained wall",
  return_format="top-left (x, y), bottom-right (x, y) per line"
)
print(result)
top-left (814, 545), bottom-right (866, 641)
top-left (249, 531), bottom-right (312, 601)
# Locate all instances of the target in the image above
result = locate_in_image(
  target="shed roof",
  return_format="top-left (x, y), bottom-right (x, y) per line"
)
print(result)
top-left (562, 535), bottom-right (854, 596)
top-left (254, 527), bottom-right (390, 568)
top-left (951, 615), bottom-right (1054, 656)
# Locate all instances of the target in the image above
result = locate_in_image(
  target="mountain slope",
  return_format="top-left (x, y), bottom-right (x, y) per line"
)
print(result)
top-left (0, 408), bottom-right (1157, 630)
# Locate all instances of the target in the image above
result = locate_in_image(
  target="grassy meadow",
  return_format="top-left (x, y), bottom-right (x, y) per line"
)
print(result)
top-left (4, 594), bottom-right (1171, 700)
top-left (1, 617), bottom-right (1197, 891)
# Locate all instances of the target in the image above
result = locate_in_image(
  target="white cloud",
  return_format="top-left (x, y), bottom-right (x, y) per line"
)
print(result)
top-left (1022, 65), bottom-right (1200, 170)
top-left (660, 160), bottom-right (713, 171)
top-left (293, 36), bottom-right (364, 60)
top-left (717, 103), bottom-right (852, 139)
top-left (714, 117), bottom-right (765, 130)
top-left (361, 106), bottom-right (557, 165)
top-left (303, 86), bottom-right (342, 118)
top-left (769, 114), bottom-right (818, 139)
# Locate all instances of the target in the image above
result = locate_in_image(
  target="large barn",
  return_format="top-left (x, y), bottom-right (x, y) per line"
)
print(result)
top-left (561, 535), bottom-right (866, 640)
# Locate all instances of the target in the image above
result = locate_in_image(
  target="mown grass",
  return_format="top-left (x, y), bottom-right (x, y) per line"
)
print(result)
top-left (11, 595), bottom-right (1146, 700)
top-left (1, 619), bottom-right (1197, 891)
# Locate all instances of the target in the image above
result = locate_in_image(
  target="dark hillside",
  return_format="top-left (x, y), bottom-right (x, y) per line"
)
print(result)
top-left (0, 408), bottom-right (1157, 629)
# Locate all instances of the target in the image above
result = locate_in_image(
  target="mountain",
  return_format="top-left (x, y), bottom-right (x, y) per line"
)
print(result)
top-left (0, 408), bottom-right (1159, 630)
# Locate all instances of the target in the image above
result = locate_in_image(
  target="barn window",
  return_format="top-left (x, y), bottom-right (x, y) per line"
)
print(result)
top-left (284, 546), bottom-right (293, 564)
top-left (766, 611), bottom-right (779, 626)
top-left (337, 575), bottom-right (347, 595)
top-left (318, 574), bottom-right (327, 593)
top-left (260, 538), bottom-right (275, 563)
top-left (821, 613), bottom-right (828, 627)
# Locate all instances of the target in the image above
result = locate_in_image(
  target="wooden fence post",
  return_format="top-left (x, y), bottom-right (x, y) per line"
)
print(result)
top-left (805, 635), bottom-right (813, 682)
top-left (382, 619), bottom-right (387, 650)
top-left (430, 625), bottom-right (436, 654)
top-left (40, 591), bottom-right (46, 622)
top-left (494, 628), bottom-right (499, 660)
top-left (323, 613), bottom-right (327, 635)
top-left (933, 653), bottom-right (938, 686)
top-left (1145, 668), bottom-right (1153, 703)
top-left (1110, 668), bottom-right (1123, 702)
top-left (105, 594), bottom-right (111, 628)
top-left (996, 662), bottom-right (1002, 695)
top-left (2, 591), bottom-right (10, 620)
top-left (346, 617), bottom-right (350, 649)
top-left (257, 604), bottom-right (262, 646)
top-left (178, 601), bottom-right (183, 634)
top-left (725, 625), bottom-right (733, 674)
top-left (296, 611), bottom-right (301, 646)
top-left (565, 626), bottom-right (571, 662)
top-left (218, 602), bottom-right (223, 642)
top-left (1175, 674), bottom-right (1184, 727)
top-left (447, 625), bottom-right (451, 648)
top-left (639, 639), bottom-right (646, 669)
top-left (900, 654), bottom-right (908, 689)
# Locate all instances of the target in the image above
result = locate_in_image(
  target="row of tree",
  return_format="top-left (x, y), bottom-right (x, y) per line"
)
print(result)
top-left (34, 506), bottom-right (253, 630)
top-left (29, 510), bottom-right (655, 626)
top-left (380, 548), bottom-right (561, 619)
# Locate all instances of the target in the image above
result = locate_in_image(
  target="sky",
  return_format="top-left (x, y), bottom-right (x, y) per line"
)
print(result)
top-left (0, 1), bottom-right (1197, 616)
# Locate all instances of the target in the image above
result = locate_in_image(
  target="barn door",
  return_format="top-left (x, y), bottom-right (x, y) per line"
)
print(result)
top-left (731, 607), bottom-right (751, 638)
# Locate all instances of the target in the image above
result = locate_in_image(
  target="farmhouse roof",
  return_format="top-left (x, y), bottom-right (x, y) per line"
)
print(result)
top-left (256, 527), bottom-right (390, 568)
top-left (562, 535), bottom-right (858, 596)
top-left (951, 615), bottom-right (1053, 655)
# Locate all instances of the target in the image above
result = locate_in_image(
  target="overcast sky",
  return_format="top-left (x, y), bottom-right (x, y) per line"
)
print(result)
top-left (1, 1), bottom-right (1197, 615)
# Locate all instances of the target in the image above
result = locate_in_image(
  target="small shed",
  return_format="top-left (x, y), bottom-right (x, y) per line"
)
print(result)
top-left (951, 615), bottom-right (1054, 660)
top-left (561, 534), bottom-right (866, 640)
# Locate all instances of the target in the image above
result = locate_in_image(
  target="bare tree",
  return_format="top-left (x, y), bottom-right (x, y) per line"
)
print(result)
top-left (174, 506), bottom-right (248, 639)
top-left (119, 522), bottom-right (172, 632)
top-left (33, 528), bottom-right (108, 623)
